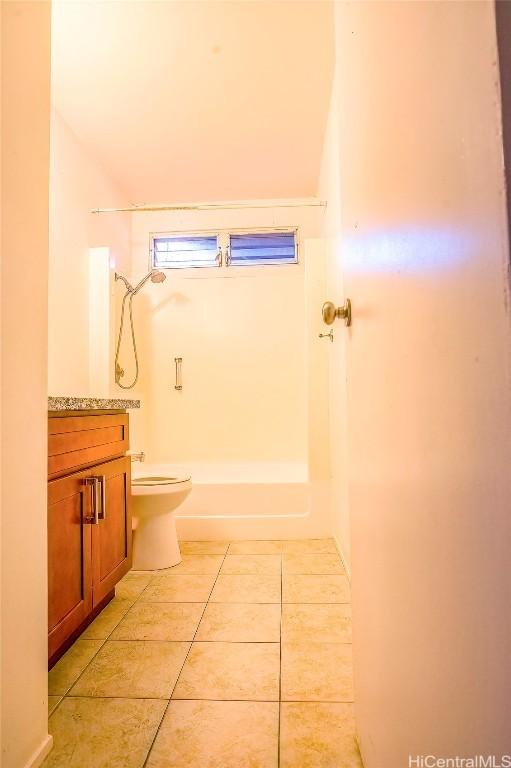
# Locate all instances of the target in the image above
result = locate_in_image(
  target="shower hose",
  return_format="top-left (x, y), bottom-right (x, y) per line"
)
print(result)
top-left (114, 289), bottom-right (139, 389)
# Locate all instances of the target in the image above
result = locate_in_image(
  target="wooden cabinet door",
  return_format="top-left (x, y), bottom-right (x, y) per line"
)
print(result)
top-left (48, 469), bottom-right (93, 659)
top-left (91, 456), bottom-right (132, 606)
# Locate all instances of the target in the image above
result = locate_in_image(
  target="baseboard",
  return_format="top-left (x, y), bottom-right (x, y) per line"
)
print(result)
top-left (22, 734), bottom-right (53, 768)
top-left (334, 534), bottom-right (352, 582)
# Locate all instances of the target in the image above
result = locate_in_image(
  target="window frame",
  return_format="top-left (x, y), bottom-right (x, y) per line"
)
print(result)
top-left (226, 228), bottom-right (299, 267)
top-left (149, 227), bottom-right (299, 271)
top-left (150, 230), bottom-right (221, 270)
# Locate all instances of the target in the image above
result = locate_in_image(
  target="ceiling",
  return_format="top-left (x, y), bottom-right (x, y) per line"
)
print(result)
top-left (51, 0), bottom-right (334, 204)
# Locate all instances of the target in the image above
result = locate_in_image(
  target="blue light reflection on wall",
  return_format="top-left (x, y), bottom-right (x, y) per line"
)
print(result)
top-left (339, 226), bottom-right (473, 275)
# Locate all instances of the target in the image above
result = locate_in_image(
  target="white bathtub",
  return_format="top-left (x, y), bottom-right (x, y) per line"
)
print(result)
top-left (154, 461), bottom-right (329, 540)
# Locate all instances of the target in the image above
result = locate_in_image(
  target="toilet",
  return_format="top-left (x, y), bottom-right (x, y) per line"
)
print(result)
top-left (131, 464), bottom-right (192, 570)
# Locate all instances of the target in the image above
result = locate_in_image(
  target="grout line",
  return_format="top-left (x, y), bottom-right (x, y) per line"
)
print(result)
top-left (143, 571), bottom-right (345, 577)
top-left (283, 572), bottom-right (348, 576)
top-left (144, 600), bottom-right (281, 605)
top-left (141, 546), bottom-right (230, 768)
top-left (62, 693), bottom-right (355, 703)
top-left (90, 639), bottom-right (284, 644)
top-left (58, 637), bottom-right (351, 647)
top-left (116, 600), bottom-right (351, 606)
top-left (171, 697), bottom-right (355, 704)
top-left (281, 601), bottom-right (351, 605)
top-left (52, 592), bottom-right (349, 693)
top-left (50, 541), bottom-right (353, 762)
top-left (57, 637), bottom-right (352, 646)
top-left (47, 694), bottom-right (64, 718)
top-left (333, 534), bottom-right (352, 583)
top-left (54, 574), bottom-right (161, 700)
top-left (128, 599), bottom-right (350, 605)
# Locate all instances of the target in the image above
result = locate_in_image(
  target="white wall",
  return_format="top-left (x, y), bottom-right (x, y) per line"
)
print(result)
top-left (127, 206), bottom-right (323, 469)
top-left (1, 3), bottom-right (52, 766)
top-left (48, 110), bottom-right (131, 396)
top-left (321, 1), bottom-right (511, 765)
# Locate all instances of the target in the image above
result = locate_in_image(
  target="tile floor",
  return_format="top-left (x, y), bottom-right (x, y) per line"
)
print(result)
top-left (44, 539), bottom-right (363, 768)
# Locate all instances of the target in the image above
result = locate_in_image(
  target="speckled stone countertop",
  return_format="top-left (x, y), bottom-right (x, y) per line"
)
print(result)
top-left (48, 396), bottom-right (141, 411)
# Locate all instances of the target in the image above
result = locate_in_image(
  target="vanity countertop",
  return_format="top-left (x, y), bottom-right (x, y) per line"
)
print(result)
top-left (48, 396), bottom-right (140, 412)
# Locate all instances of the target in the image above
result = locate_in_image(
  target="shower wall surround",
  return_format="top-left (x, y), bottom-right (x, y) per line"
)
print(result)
top-left (124, 205), bottom-right (332, 537)
top-left (128, 205), bottom-right (322, 465)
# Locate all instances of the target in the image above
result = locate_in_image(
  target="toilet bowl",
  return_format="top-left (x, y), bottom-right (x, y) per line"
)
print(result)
top-left (131, 464), bottom-right (192, 570)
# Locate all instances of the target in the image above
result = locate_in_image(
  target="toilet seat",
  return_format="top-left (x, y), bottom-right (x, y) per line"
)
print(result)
top-left (132, 474), bottom-right (191, 487)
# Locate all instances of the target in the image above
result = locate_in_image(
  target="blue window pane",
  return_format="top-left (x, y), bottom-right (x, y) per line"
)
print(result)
top-left (153, 235), bottom-right (218, 268)
top-left (230, 232), bottom-right (297, 265)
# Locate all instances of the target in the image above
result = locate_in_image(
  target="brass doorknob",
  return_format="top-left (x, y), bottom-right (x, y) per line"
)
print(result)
top-left (322, 299), bottom-right (352, 327)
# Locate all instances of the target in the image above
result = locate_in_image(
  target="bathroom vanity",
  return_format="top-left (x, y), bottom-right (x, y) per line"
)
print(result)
top-left (47, 398), bottom-right (139, 666)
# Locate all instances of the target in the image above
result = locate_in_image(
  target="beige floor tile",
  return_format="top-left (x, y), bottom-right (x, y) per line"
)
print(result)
top-left (43, 697), bottom-right (166, 768)
top-left (48, 696), bottom-right (62, 716)
top-left (146, 700), bottom-right (279, 768)
top-left (283, 574), bottom-right (351, 603)
top-left (70, 640), bottom-right (190, 699)
top-left (220, 554), bottom-right (281, 576)
top-left (157, 554), bottom-right (224, 575)
top-left (282, 539), bottom-right (338, 554)
top-left (173, 642), bottom-right (280, 701)
top-left (180, 541), bottom-right (230, 555)
top-left (196, 603), bottom-right (281, 642)
top-left (281, 642), bottom-right (354, 702)
top-left (140, 574), bottom-right (216, 603)
top-left (80, 598), bottom-right (134, 640)
top-left (210, 575), bottom-right (281, 604)
top-left (111, 602), bottom-right (205, 641)
top-left (228, 540), bottom-right (286, 555)
top-left (48, 639), bottom-right (103, 695)
top-left (115, 572), bottom-right (153, 600)
top-left (283, 554), bottom-right (344, 576)
top-left (282, 604), bottom-right (352, 643)
top-left (280, 702), bottom-right (363, 768)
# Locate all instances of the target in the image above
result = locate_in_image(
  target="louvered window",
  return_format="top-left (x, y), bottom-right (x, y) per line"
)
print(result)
top-left (152, 234), bottom-right (219, 268)
top-left (150, 229), bottom-right (298, 269)
top-left (228, 231), bottom-right (297, 265)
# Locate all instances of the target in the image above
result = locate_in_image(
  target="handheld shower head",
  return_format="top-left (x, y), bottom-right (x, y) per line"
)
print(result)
top-left (114, 268), bottom-right (167, 390)
top-left (150, 270), bottom-right (166, 284)
top-left (115, 269), bottom-right (166, 295)
top-left (131, 269), bottom-right (166, 295)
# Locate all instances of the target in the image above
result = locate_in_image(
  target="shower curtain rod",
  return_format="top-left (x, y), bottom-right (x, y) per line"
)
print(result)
top-left (91, 198), bottom-right (327, 214)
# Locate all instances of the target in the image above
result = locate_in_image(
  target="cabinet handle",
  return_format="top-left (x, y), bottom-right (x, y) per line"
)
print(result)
top-left (98, 475), bottom-right (106, 520)
top-left (84, 478), bottom-right (100, 524)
